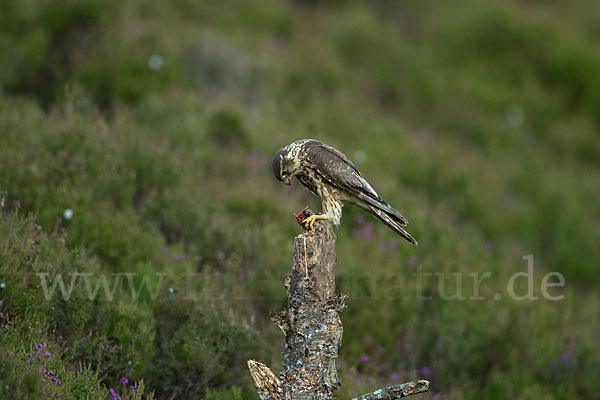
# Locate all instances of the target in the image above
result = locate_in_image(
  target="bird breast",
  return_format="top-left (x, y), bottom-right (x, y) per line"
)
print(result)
top-left (296, 165), bottom-right (343, 225)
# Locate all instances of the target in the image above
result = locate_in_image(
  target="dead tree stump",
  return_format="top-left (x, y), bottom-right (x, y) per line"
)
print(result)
top-left (248, 220), bottom-right (430, 400)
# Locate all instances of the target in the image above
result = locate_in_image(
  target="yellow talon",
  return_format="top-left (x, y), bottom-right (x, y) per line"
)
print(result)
top-left (302, 214), bottom-right (327, 230)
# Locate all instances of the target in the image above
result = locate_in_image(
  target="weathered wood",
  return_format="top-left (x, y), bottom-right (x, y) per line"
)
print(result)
top-left (248, 220), bottom-right (343, 399)
top-left (352, 380), bottom-right (430, 400)
top-left (283, 220), bottom-right (343, 399)
top-left (248, 219), bottom-right (430, 399)
top-left (247, 360), bottom-right (282, 400)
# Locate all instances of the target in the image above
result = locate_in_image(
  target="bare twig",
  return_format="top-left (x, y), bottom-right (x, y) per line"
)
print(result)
top-left (352, 380), bottom-right (430, 400)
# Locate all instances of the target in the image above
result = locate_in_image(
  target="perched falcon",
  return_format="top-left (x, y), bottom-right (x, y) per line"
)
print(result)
top-left (272, 139), bottom-right (417, 245)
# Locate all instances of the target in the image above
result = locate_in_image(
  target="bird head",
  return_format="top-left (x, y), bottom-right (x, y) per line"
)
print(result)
top-left (272, 145), bottom-right (301, 185)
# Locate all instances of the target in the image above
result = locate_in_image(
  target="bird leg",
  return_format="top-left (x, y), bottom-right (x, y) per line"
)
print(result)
top-left (302, 214), bottom-right (327, 230)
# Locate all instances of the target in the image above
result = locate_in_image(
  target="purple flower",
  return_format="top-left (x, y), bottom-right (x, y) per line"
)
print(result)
top-left (26, 360), bottom-right (31, 365)
top-left (171, 253), bottom-right (184, 261)
top-left (161, 246), bottom-right (168, 252)
top-left (351, 215), bottom-right (374, 240)
top-left (361, 222), bottom-right (374, 240)
top-left (561, 337), bottom-right (576, 369)
top-left (562, 348), bottom-right (575, 369)
top-left (407, 255), bottom-right (418, 267)
top-left (57, 217), bottom-right (62, 224)
top-left (57, 381), bottom-right (62, 386)
top-left (130, 385), bottom-right (135, 390)
top-left (418, 366), bottom-right (431, 376)
top-left (360, 354), bottom-right (370, 363)
top-left (120, 377), bottom-right (129, 385)
top-left (100, 344), bottom-right (105, 350)
top-left (0, 300), bottom-right (2, 306)
top-left (16, 201), bottom-right (21, 209)
top-left (389, 372), bottom-right (399, 381)
top-left (44, 351), bottom-right (51, 357)
top-left (39, 369), bottom-right (46, 373)
top-left (47, 371), bottom-right (55, 376)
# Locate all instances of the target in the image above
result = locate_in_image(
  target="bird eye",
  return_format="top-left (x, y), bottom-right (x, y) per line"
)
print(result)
top-left (281, 171), bottom-right (288, 178)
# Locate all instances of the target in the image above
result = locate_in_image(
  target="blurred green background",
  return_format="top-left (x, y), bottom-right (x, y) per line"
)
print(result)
top-left (1, 0), bottom-right (599, 399)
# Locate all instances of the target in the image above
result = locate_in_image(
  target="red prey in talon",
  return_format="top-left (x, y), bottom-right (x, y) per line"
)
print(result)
top-left (294, 207), bottom-right (326, 230)
top-left (295, 207), bottom-right (314, 229)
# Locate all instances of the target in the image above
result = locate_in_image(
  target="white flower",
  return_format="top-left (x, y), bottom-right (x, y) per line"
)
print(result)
top-left (63, 209), bottom-right (73, 220)
top-left (353, 150), bottom-right (367, 163)
top-left (506, 105), bottom-right (524, 127)
top-left (148, 54), bottom-right (163, 70)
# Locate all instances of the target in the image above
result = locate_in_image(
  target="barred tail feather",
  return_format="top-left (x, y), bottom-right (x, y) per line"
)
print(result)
top-left (358, 192), bottom-right (408, 226)
top-left (384, 203), bottom-right (409, 226)
top-left (367, 204), bottom-right (418, 245)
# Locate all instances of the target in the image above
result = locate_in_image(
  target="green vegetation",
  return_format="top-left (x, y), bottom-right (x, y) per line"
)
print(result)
top-left (1, 0), bottom-right (599, 398)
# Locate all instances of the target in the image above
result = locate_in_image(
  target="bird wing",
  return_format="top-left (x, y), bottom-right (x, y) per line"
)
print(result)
top-left (305, 141), bottom-right (409, 226)
top-left (305, 141), bottom-right (367, 191)
top-left (311, 141), bottom-right (361, 175)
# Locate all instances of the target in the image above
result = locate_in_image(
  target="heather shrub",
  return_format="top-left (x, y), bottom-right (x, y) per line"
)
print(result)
top-left (1, 1), bottom-right (599, 399)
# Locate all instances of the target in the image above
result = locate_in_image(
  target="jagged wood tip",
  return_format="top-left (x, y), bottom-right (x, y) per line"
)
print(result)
top-left (247, 360), bottom-right (282, 400)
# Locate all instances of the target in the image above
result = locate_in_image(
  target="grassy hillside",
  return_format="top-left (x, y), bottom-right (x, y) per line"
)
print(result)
top-left (1, 0), bottom-right (599, 399)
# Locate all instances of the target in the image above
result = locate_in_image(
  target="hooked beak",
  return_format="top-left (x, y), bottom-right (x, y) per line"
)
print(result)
top-left (283, 178), bottom-right (291, 185)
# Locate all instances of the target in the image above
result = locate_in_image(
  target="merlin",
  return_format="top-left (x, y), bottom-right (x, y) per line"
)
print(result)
top-left (272, 139), bottom-right (417, 245)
